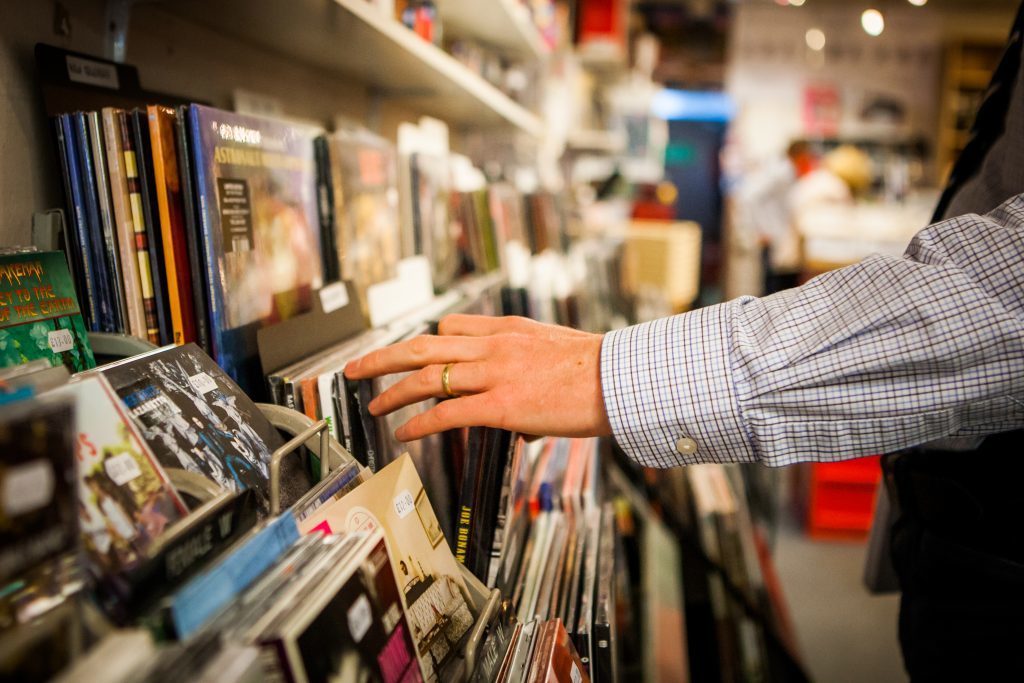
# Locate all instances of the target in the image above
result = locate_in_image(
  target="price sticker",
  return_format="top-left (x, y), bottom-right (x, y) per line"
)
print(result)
top-left (393, 489), bottom-right (415, 519)
top-left (188, 372), bottom-right (218, 395)
top-left (104, 453), bottom-right (142, 486)
top-left (347, 594), bottom-right (372, 643)
top-left (47, 329), bottom-right (75, 353)
top-left (2, 460), bottom-right (54, 516)
top-left (319, 281), bottom-right (350, 314)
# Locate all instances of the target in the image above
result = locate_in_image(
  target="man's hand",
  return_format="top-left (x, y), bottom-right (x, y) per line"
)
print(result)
top-left (343, 314), bottom-right (612, 442)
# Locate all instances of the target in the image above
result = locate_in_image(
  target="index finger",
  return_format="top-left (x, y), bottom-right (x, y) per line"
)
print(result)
top-left (437, 314), bottom-right (533, 337)
top-left (344, 334), bottom-right (487, 379)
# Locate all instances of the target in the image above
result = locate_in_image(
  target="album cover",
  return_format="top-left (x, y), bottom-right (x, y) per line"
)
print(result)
top-left (0, 251), bottom-right (96, 372)
top-left (408, 153), bottom-right (458, 290)
top-left (0, 396), bottom-right (78, 586)
top-left (188, 105), bottom-right (323, 396)
top-left (100, 343), bottom-right (286, 513)
top-left (323, 128), bottom-right (401, 315)
top-left (298, 454), bottom-right (473, 682)
top-left (266, 530), bottom-right (423, 683)
top-left (48, 375), bottom-right (187, 576)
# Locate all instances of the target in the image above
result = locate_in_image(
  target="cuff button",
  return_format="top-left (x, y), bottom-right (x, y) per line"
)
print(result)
top-left (675, 437), bottom-right (698, 455)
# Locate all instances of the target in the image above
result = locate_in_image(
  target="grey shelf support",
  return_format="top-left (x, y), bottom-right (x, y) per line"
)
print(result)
top-left (268, 418), bottom-right (330, 516)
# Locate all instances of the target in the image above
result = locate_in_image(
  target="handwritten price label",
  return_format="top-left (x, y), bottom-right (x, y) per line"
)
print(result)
top-left (47, 329), bottom-right (74, 353)
top-left (104, 453), bottom-right (142, 486)
top-left (188, 372), bottom-right (218, 395)
top-left (393, 490), bottom-right (415, 519)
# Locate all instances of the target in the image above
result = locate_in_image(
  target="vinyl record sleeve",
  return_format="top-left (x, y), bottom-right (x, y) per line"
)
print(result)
top-left (100, 343), bottom-right (285, 513)
top-left (324, 128), bottom-right (401, 315)
top-left (298, 454), bottom-right (473, 683)
top-left (48, 374), bottom-right (187, 576)
top-left (0, 251), bottom-right (96, 371)
top-left (188, 104), bottom-right (323, 397)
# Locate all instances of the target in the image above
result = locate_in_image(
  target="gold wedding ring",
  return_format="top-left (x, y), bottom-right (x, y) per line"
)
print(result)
top-left (441, 362), bottom-right (458, 398)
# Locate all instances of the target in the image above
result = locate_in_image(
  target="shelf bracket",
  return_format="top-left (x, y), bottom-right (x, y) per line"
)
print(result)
top-left (105, 0), bottom-right (157, 63)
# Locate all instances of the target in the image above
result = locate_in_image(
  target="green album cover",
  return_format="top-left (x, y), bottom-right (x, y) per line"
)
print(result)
top-left (0, 251), bottom-right (96, 372)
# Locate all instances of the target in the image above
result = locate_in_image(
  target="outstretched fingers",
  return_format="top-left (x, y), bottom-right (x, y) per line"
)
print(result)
top-left (344, 334), bottom-right (487, 379)
top-left (393, 392), bottom-right (505, 441)
top-left (368, 362), bottom-right (491, 416)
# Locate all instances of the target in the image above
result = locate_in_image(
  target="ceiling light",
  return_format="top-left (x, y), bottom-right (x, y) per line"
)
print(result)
top-left (790, 0), bottom-right (806, 6)
top-left (908, 0), bottom-right (927, 6)
top-left (861, 9), bottom-right (885, 36)
top-left (805, 28), bottom-right (826, 51)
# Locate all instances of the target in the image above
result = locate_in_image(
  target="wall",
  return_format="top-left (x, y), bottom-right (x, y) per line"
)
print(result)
top-left (0, 0), bottom-right (428, 247)
top-left (725, 0), bottom-right (1016, 168)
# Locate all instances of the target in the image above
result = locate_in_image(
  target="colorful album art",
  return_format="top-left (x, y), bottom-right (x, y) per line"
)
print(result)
top-left (188, 105), bottom-right (323, 395)
top-left (101, 344), bottom-right (285, 512)
top-left (327, 129), bottom-right (401, 313)
top-left (0, 251), bottom-right (95, 372)
top-left (298, 454), bottom-right (473, 682)
top-left (48, 375), bottom-right (187, 575)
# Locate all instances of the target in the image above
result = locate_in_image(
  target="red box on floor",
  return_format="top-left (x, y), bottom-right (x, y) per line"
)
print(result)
top-left (807, 455), bottom-right (882, 540)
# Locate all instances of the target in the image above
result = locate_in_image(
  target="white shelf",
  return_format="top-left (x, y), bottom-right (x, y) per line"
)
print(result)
top-left (160, 0), bottom-right (545, 138)
top-left (437, 0), bottom-right (547, 61)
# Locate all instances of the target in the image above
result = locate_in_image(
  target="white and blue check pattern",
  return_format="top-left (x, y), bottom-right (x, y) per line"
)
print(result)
top-left (601, 194), bottom-right (1024, 468)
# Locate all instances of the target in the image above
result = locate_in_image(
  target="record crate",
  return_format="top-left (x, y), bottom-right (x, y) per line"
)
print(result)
top-left (806, 455), bottom-right (882, 540)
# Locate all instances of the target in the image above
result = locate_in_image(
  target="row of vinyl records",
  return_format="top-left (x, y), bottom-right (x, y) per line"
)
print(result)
top-left (0, 247), bottom-right (804, 682)
top-left (0, 338), bottom-right (617, 683)
top-left (47, 67), bottom-right (568, 401)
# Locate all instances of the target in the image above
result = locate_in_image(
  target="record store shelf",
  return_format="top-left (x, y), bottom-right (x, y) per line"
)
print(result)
top-left (156, 0), bottom-right (545, 138)
top-left (438, 0), bottom-right (549, 61)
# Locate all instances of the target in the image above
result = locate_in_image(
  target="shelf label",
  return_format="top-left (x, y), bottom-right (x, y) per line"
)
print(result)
top-left (47, 329), bottom-right (74, 353)
top-left (319, 281), bottom-right (350, 314)
top-left (66, 55), bottom-right (119, 89)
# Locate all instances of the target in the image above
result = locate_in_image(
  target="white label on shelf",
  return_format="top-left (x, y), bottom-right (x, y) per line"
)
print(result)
top-left (188, 372), bottom-right (218, 395)
top-left (2, 460), bottom-right (54, 516)
top-left (347, 594), bottom-right (373, 643)
top-left (571, 662), bottom-right (583, 683)
top-left (47, 329), bottom-right (75, 353)
top-left (319, 281), bottom-right (350, 314)
top-left (66, 55), bottom-right (119, 89)
top-left (104, 453), bottom-right (142, 486)
top-left (393, 489), bottom-right (415, 519)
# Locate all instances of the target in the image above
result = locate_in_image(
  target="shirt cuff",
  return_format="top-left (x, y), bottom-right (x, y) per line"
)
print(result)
top-left (599, 303), bottom-right (758, 468)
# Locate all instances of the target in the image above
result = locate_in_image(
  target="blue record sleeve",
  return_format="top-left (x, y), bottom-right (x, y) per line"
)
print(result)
top-left (73, 111), bottom-right (118, 332)
top-left (60, 114), bottom-right (99, 330)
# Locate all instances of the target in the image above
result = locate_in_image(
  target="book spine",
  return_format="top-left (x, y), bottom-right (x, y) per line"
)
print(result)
top-left (74, 112), bottom-right (118, 333)
top-left (87, 111), bottom-right (130, 333)
top-left (174, 105), bottom-right (211, 354)
top-left (188, 105), bottom-right (223, 360)
top-left (54, 116), bottom-right (89, 322)
top-left (131, 110), bottom-right (173, 346)
top-left (455, 426), bottom-right (485, 566)
top-left (101, 109), bottom-right (147, 341)
top-left (314, 135), bottom-right (339, 283)
top-left (148, 106), bottom-right (197, 345)
top-left (117, 111), bottom-right (161, 344)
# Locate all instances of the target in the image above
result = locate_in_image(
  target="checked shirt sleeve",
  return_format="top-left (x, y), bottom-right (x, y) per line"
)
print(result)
top-left (601, 194), bottom-right (1024, 468)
